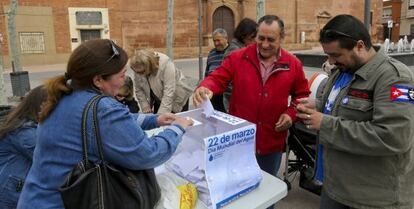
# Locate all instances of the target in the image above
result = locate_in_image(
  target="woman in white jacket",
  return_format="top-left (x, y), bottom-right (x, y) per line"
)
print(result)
top-left (130, 49), bottom-right (193, 114)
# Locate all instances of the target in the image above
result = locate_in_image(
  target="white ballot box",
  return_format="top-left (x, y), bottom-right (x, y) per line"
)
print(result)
top-left (165, 109), bottom-right (263, 209)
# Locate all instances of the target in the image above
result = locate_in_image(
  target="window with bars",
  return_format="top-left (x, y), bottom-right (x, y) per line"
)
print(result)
top-left (80, 29), bottom-right (101, 42)
top-left (19, 32), bottom-right (45, 54)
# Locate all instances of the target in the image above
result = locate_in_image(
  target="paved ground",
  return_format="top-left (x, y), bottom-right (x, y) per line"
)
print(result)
top-left (1, 53), bottom-right (413, 209)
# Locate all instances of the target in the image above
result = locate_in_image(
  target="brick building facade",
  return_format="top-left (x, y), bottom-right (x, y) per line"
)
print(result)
top-left (400, 0), bottom-right (414, 40)
top-left (383, 0), bottom-right (403, 42)
top-left (0, 0), bottom-right (383, 67)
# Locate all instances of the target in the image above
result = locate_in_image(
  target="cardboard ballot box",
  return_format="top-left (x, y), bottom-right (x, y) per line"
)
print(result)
top-left (166, 109), bottom-right (263, 209)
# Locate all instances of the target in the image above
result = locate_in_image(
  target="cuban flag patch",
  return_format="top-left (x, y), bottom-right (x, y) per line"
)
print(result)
top-left (390, 85), bottom-right (414, 103)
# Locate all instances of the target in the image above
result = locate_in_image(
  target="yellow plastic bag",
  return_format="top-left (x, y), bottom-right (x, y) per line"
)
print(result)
top-left (178, 183), bottom-right (198, 209)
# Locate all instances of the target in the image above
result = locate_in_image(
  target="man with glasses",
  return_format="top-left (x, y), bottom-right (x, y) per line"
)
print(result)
top-left (193, 16), bottom-right (310, 208)
top-left (296, 14), bottom-right (414, 209)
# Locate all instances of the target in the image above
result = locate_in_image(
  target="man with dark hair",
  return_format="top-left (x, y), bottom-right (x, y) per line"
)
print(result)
top-left (297, 14), bottom-right (414, 209)
top-left (193, 15), bottom-right (310, 190)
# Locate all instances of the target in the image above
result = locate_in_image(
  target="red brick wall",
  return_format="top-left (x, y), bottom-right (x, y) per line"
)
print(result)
top-left (120, 0), bottom-right (200, 54)
top-left (0, 0), bottom-right (383, 61)
top-left (53, 7), bottom-right (71, 54)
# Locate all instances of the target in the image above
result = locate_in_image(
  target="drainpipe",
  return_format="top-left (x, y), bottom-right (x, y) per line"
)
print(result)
top-left (364, 0), bottom-right (371, 31)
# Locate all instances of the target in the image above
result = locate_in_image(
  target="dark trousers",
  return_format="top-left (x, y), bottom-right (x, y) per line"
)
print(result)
top-left (211, 94), bottom-right (226, 112)
top-left (256, 152), bottom-right (283, 177)
top-left (320, 189), bottom-right (355, 209)
top-left (256, 152), bottom-right (283, 209)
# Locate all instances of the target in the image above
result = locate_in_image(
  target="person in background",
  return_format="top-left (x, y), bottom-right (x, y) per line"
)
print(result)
top-left (17, 39), bottom-right (193, 209)
top-left (297, 14), bottom-right (414, 209)
top-left (223, 18), bottom-right (258, 111)
top-left (224, 18), bottom-right (258, 57)
top-left (0, 105), bottom-right (13, 124)
top-left (204, 28), bottom-right (229, 112)
top-left (115, 75), bottom-right (140, 113)
top-left (0, 86), bottom-right (47, 209)
top-left (130, 49), bottom-right (193, 114)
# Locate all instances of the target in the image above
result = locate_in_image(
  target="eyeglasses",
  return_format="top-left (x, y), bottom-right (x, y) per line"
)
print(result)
top-left (321, 29), bottom-right (359, 42)
top-left (105, 40), bottom-right (120, 63)
top-left (96, 40), bottom-right (120, 69)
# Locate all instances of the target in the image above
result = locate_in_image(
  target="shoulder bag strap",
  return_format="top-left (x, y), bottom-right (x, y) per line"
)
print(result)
top-left (81, 94), bottom-right (104, 167)
top-left (90, 95), bottom-right (106, 161)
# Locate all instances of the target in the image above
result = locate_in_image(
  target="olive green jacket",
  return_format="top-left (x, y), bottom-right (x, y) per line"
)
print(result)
top-left (318, 48), bottom-right (414, 209)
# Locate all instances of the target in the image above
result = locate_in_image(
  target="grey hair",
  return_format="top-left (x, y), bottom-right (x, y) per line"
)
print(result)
top-left (212, 28), bottom-right (228, 37)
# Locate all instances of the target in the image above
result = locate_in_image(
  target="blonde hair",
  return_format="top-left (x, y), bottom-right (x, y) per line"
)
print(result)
top-left (129, 49), bottom-right (159, 74)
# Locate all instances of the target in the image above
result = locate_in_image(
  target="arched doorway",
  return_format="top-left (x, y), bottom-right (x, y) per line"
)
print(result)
top-left (212, 6), bottom-right (234, 41)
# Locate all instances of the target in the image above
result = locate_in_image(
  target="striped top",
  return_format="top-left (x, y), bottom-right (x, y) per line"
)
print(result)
top-left (205, 48), bottom-right (227, 77)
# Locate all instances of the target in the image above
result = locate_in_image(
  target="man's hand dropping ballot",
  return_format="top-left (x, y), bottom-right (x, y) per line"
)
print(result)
top-left (193, 87), bottom-right (213, 108)
top-left (201, 95), bottom-right (214, 118)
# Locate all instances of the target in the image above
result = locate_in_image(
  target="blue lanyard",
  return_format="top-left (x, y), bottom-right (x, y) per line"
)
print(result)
top-left (323, 72), bottom-right (353, 114)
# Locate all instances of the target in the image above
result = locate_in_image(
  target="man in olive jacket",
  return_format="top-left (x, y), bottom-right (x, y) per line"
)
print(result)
top-left (297, 15), bottom-right (414, 209)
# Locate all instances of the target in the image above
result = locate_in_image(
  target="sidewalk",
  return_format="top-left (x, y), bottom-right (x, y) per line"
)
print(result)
top-left (1, 46), bottom-right (325, 74)
top-left (2, 63), bottom-right (67, 74)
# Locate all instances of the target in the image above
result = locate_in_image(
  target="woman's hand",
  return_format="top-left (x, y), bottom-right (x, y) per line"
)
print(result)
top-left (142, 106), bottom-right (153, 113)
top-left (173, 116), bottom-right (194, 129)
top-left (157, 113), bottom-right (177, 126)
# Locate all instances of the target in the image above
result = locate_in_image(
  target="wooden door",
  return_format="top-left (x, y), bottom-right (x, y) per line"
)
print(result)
top-left (212, 6), bottom-right (234, 41)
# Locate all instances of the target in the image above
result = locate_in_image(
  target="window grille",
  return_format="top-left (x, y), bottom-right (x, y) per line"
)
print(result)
top-left (19, 32), bottom-right (45, 54)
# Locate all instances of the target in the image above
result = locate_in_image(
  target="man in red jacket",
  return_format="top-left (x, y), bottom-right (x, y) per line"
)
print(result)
top-left (194, 15), bottom-right (310, 179)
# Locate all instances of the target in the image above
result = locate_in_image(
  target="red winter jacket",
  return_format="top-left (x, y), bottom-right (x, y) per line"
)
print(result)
top-left (200, 44), bottom-right (310, 154)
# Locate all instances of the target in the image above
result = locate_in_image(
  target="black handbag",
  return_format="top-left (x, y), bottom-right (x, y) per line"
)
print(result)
top-left (59, 95), bottom-right (161, 209)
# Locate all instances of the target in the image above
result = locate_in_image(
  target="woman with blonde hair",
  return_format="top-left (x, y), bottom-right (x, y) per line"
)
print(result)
top-left (130, 49), bottom-right (193, 114)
